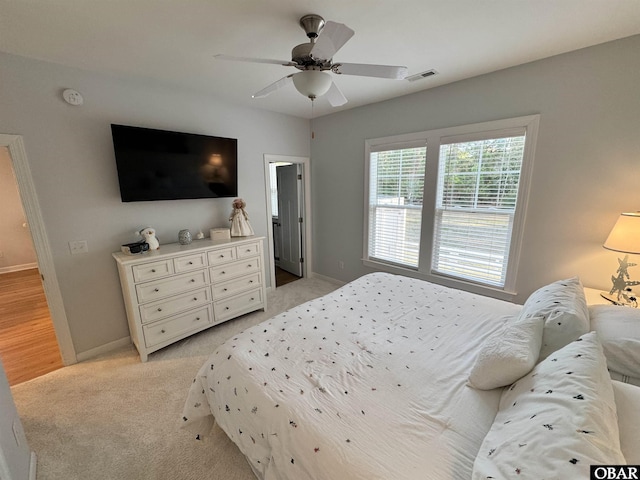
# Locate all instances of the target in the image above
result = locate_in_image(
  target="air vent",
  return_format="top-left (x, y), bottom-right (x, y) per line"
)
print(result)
top-left (405, 69), bottom-right (438, 82)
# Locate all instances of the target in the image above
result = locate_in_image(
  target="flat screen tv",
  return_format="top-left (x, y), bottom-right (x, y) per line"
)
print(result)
top-left (111, 124), bottom-right (238, 202)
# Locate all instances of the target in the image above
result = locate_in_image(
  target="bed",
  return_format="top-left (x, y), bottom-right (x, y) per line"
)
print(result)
top-left (182, 272), bottom-right (640, 479)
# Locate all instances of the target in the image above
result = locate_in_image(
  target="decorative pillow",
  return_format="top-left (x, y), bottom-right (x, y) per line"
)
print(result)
top-left (472, 332), bottom-right (626, 479)
top-left (468, 315), bottom-right (544, 390)
top-left (589, 304), bottom-right (640, 379)
top-left (612, 380), bottom-right (640, 464)
top-left (520, 277), bottom-right (589, 360)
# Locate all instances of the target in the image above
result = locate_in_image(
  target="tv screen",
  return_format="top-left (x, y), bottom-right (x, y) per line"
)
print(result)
top-left (111, 124), bottom-right (238, 202)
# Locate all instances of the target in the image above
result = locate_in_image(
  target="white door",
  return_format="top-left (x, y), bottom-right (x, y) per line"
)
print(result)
top-left (276, 164), bottom-right (303, 277)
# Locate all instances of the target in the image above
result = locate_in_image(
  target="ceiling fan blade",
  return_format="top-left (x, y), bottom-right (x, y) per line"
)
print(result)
top-left (310, 21), bottom-right (354, 60)
top-left (325, 82), bottom-right (348, 107)
top-left (332, 62), bottom-right (408, 79)
top-left (252, 74), bottom-right (294, 98)
top-left (214, 54), bottom-right (296, 67)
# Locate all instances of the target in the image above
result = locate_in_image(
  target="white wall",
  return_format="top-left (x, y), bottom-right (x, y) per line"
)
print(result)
top-left (0, 360), bottom-right (32, 480)
top-left (0, 52), bottom-right (309, 356)
top-left (0, 147), bottom-right (37, 272)
top-left (310, 35), bottom-right (640, 302)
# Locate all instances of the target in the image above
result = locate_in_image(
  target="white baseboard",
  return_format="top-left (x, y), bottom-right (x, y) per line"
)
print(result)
top-left (309, 272), bottom-right (345, 286)
top-left (75, 336), bottom-right (131, 362)
top-left (29, 451), bottom-right (37, 480)
top-left (0, 263), bottom-right (38, 274)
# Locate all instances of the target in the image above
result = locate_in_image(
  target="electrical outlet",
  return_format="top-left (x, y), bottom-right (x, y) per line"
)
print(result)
top-left (69, 240), bottom-right (88, 255)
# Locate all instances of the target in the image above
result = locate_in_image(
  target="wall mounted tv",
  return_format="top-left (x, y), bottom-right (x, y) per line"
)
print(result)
top-left (111, 124), bottom-right (238, 202)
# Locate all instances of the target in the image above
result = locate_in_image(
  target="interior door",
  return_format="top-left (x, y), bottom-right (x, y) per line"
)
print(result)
top-left (276, 164), bottom-right (303, 277)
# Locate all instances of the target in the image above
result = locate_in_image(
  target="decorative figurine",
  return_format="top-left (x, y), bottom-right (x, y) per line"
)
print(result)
top-left (139, 227), bottom-right (160, 250)
top-left (229, 198), bottom-right (255, 237)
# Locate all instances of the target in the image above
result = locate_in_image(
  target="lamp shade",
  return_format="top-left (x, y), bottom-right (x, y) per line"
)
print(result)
top-left (603, 212), bottom-right (640, 254)
top-left (292, 71), bottom-right (332, 99)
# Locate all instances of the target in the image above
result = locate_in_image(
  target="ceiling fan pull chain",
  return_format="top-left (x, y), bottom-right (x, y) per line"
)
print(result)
top-left (311, 99), bottom-right (315, 139)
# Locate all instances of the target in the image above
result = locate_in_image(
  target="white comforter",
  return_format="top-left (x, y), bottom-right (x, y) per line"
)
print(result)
top-left (182, 272), bottom-right (522, 480)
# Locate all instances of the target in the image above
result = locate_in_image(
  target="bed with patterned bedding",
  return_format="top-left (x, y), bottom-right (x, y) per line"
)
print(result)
top-left (182, 272), bottom-right (640, 479)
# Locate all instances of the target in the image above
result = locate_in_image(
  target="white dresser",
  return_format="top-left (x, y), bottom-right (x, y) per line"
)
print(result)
top-left (113, 236), bottom-right (266, 361)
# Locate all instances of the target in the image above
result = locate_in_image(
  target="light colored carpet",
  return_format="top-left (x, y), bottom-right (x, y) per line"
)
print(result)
top-left (11, 275), bottom-right (340, 480)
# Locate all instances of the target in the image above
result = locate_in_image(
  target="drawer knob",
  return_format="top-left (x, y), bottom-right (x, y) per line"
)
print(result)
top-left (247, 264), bottom-right (252, 268)
top-left (225, 307), bottom-right (230, 310)
top-left (223, 288), bottom-right (228, 291)
top-left (154, 288), bottom-right (159, 292)
top-left (193, 297), bottom-right (198, 301)
top-left (249, 280), bottom-right (254, 284)
top-left (219, 254), bottom-right (225, 258)
top-left (151, 269), bottom-right (156, 273)
top-left (190, 279), bottom-right (196, 283)
top-left (195, 317), bottom-right (201, 321)
top-left (161, 329), bottom-right (166, 334)
top-left (188, 261), bottom-right (193, 265)
top-left (157, 308), bottom-right (162, 312)
top-left (221, 271), bottom-right (226, 275)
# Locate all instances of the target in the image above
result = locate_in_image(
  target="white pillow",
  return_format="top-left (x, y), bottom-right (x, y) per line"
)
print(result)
top-left (589, 304), bottom-right (640, 379)
top-left (612, 380), bottom-right (640, 464)
top-left (472, 332), bottom-right (626, 479)
top-left (468, 315), bottom-right (544, 390)
top-left (520, 277), bottom-right (589, 360)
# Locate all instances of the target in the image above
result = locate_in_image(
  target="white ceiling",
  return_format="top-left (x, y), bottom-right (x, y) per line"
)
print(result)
top-left (2, 1), bottom-right (640, 119)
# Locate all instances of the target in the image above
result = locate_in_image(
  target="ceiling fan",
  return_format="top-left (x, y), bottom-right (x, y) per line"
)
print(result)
top-left (215, 14), bottom-right (408, 106)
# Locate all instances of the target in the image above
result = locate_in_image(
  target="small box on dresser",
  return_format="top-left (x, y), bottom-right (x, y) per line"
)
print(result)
top-left (113, 236), bottom-right (266, 361)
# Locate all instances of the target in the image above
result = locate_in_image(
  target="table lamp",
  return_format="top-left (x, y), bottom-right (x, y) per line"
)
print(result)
top-left (602, 212), bottom-right (640, 307)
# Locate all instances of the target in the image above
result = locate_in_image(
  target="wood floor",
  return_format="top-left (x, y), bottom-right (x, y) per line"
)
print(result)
top-left (0, 268), bottom-right (63, 386)
top-left (275, 266), bottom-right (300, 287)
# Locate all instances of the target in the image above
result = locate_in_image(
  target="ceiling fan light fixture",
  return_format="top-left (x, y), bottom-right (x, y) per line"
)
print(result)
top-left (293, 71), bottom-right (332, 99)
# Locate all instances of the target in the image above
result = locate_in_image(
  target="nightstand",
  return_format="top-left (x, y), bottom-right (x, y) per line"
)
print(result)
top-left (584, 287), bottom-right (639, 307)
top-left (583, 287), bottom-right (614, 306)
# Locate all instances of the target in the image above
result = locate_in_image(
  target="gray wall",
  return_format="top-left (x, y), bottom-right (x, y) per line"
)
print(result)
top-left (0, 52), bottom-right (309, 356)
top-left (310, 35), bottom-right (640, 302)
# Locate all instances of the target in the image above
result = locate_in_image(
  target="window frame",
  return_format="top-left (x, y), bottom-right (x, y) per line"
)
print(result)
top-left (363, 115), bottom-right (540, 300)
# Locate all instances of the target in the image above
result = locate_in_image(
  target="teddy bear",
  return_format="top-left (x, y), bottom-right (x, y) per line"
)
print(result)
top-left (139, 227), bottom-right (160, 250)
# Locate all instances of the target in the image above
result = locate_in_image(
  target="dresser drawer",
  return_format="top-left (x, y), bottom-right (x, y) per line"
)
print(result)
top-left (174, 253), bottom-right (207, 273)
top-left (212, 272), bottom-right (262, 300)
top-left (208, 247), bottom-right (236, 266)
top-left (139, 287), bottom-right (211, 323)
top-left (136, 270), bottom-right (209, 303)
top-left (214, 288), bottom-right (263, 322)
top-left (143, 306), bottom-right (212, 348)
top-left (236, 242), bottom-right (260, 259)
top-left (210, 258), bottom-right (260, 282)
top-left (132, 259), bottom-right (174, 282)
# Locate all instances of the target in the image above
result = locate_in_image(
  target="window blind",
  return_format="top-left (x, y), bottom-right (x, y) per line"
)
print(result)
top-left (368, 146), bottom-right (426, 268)
top-left (432, 135), bottom-right (526, 287)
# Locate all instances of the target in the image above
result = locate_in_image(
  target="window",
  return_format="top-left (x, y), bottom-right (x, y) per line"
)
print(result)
top-left (364, 115), bottom-right (539, 295)
top-left (368, 145), bottom-right (426, 268)
top-left (269, 161), bottom-right (293, 217)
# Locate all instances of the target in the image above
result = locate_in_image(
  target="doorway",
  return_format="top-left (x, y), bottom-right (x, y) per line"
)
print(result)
top-left (0, 147), bottom-right (63, 384)
top-left (0, 135), bottom-right (76, 384)
top-left (264, 155), bottom-right (312, 289)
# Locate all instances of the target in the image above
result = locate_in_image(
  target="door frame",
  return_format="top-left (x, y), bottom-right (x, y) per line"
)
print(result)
top-left (1, 134), bottom-right (77, 365)
top-left (263, 154), bottom-right (312, 289)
